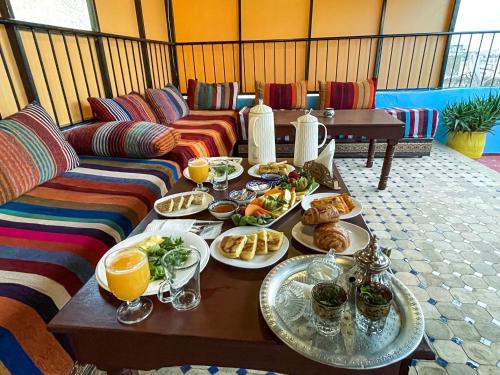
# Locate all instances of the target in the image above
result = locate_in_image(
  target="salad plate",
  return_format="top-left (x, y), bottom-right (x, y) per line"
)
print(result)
top-left (248, 163), bottom-right (295, 178)
top-left (291, 221), bottom-right (370, 255)
top-left (95, 230), bottom-right (210, 296)
top-left (301, 192), bottom-right (363, 219)
top-left (183, 162), bottom-right (244, 182)
top-left (154, 191), bottom-right (214, 218)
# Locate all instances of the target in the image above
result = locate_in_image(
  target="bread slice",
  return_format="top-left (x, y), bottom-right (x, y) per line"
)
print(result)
top-left (182, 194), bottom-right (194, 209)
top-left (240, 233), bottom-right (258, 260)
top-left (192, 193), bottom-right (205, 205)
top-left (219, 235), bottom-right (247, 258)
top-left (256, 230), bottom-right (268, 255)
top-left (172, 196), bottom-right (185, 211)
top-left (267, 229), bottom-right (284, 251)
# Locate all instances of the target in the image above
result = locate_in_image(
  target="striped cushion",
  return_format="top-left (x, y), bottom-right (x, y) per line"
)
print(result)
top-left (384, 107), bottom-right (439, 139)
top-left (0, 156), bottom-right (180, 374)
top-left (318, 78), bottom-right (377, 109)
top-left (145, 84), bottom-right (189, 125)
top-left (0, 102), bottom-right (79, 205)
top-left (65, 121), bottom-right (180, 158)
top-left (88, 93), bottom-right (158, 122)
top-left (187, 79), bottom-right (238, 110)
top-left (254, 80), bottom-right (308, 109)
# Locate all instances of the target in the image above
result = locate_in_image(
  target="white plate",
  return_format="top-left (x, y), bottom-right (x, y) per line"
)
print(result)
top-left (183, 162), bottom-right (244, 182)
top-left (154, 191), bottom-right (214, 218)
top-left (247, 163), bottom-right (295, 178)
top-left (210, 227), bottom-right (289, 269)
top-left (95, 230), bottom-right (210, 296)
top-left (291, 221), bottom-right (370, 256)
top-left (301, 192), bottom-right (363, 219)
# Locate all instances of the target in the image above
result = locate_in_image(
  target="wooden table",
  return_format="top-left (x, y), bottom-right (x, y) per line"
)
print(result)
top-left (49, 160), bottom-right (432, 374)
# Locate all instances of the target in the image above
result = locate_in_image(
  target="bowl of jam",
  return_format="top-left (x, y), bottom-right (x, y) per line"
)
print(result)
top-left (208, 199), bottom-right (239, 220)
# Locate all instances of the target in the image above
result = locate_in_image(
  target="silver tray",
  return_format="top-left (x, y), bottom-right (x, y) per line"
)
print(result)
top-left (259, 255), bottom-right (424, 369)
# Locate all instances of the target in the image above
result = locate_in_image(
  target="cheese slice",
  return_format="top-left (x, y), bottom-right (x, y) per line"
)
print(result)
top-left (219, 235), bottom-right (247, 258)
top-left (267, 229), bottom-right (284, 251)
top-left (256, 230), bottom-right (268, 255)
top-left (192, 193), bottom-right (205, 205)
top-left (240, 233), bottom-right (258, 260)
top-left (172, 196), bottom-right (185, 211)
top-left (182, 194), bottom-right (194, 209)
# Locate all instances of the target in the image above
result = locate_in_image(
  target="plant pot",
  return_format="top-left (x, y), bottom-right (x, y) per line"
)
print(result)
top-left (446, 131), bottom-right (487, 159)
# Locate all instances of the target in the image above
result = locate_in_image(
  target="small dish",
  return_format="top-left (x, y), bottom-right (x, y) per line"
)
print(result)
top-left (246, 180), bottom-right (271, 195)
top-left (261, 173), bottom-right (282, 186)
top-left (229, 189), bottom-right (257, 205)
top-left (208, 199), bottom-right (239, 220)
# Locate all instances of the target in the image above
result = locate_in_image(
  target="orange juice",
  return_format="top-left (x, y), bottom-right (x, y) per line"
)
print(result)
top-left (188, 158), bottom-right (209, 183)
top-left (105, 248), bottom-right (150, 301)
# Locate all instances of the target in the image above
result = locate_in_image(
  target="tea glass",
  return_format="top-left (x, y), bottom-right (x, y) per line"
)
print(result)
top-left (157, 247), bottom-right (201, 311)
top-left (211, 160), bottom-right (229, 191)
top-left (104, 247), bottom-right (153, 324)
top-left (188, 157), bottom-right (209, 192)
top-left (355, 282), bottom-right (393, 335)
top-left (311, 282), bottom-right (347, 336)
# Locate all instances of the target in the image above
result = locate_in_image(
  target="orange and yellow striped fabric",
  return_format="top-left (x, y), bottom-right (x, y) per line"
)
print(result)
top-left (254, 80), bottom-right (308, 109)
top-left (318, 78), bottom-right (377, 110)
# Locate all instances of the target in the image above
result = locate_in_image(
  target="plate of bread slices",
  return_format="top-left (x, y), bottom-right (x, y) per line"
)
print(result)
top-left (248, 161), bottom-right (295, 178)
top-left (301, 192), bottom-right (362, 219)
top-left (154, 191), bottom-right (214, 218)
top-left (292, 205), bottom-right (369, 255)
top-left (210, 227), bottom-right (289, 268)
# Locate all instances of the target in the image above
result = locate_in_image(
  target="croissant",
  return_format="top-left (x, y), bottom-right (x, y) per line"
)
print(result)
top-left (302, 205), bottom-right (339, 225)
top-left (313, 223), bottom-right (350, 252)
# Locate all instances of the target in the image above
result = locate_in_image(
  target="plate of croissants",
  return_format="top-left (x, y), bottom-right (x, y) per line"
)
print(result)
top-left (291, 205), bottom-right (370, 255)
top-left (300, 192), bottom-right (362, 219)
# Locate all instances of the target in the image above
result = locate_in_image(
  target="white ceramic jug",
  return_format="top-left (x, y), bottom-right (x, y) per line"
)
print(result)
top-left (291, 109), bottom-right (328, 167)
top-left (248, 99), bottom-right (276, 165)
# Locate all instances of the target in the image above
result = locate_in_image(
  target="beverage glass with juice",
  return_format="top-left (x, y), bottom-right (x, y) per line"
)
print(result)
top-left (105, 247), bottom-right (153, 324)
top-left (188, 158), bottom-right (209, 192)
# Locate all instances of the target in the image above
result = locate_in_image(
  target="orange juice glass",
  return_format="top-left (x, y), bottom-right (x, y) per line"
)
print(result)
top-left (188, 157), bottom-right (209, 192)
top-left (105, 247), bottom-right (153, 324)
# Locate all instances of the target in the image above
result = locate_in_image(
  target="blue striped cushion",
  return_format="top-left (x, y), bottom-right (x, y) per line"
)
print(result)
top-left (145, 84), bottom-right (189, 125)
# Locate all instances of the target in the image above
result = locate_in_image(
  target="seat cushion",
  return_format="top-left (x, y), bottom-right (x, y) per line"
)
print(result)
top-left (0, 103), bottom-right (79, 205)
top-left (88, 93), bottom-right (158, 122)
top-left (254, 80), bottom-right (307, 109)
top-left (384, 107), bottom-right (439, 139)
top-left (145, 84), bottom-right (189, 125)
top-left (187, 79), bottom-right (238, 110)
top-left (0, 156), bottom-right (180, 374)
top-left (65, 121), bottom-right (180, 158)
top-left (318, 78), bottom-right (377, 110)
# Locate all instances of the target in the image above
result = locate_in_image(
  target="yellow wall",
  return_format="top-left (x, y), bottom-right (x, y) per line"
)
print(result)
top-left (142, 0), bottom-right (168, 41)
top-left (95, 0), bottom-right (139, 37)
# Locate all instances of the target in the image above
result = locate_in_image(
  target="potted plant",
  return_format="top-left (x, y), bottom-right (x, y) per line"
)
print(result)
top-left (442, 94), bottom-right (500, 159)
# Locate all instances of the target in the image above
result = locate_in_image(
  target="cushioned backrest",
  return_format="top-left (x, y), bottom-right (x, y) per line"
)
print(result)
top-left (145, 84), bottom-right (189, 125)
top-left (318, 78), bottom-right (377, 110)
top-left (0, 102), bottom-right (79, 205)
top-left (254, 80), bottom-right (308, 109)
top-left (88, 93), bottom-right (158, 122)
top-left (187, 79), bottom-right (238, 110)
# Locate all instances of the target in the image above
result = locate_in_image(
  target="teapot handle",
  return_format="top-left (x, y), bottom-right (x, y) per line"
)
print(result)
top-left (250, 117), bottom-right (260, 147)
top-left (318, 123), bottom-right (328, 148)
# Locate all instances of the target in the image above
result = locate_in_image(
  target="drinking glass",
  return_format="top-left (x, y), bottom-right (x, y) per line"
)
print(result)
top-left (311, 282), bottom-right (347, 336)
top-left (188, 158), bottom-right (209, 192)
top-left (105, 247), bottom-right (153, 324)
top-left (157, 247), bottom-right (201, 311)
top-left (211, 160), bottom-right (229, 191)
top-left (356, 282), bottom-right (393, 335)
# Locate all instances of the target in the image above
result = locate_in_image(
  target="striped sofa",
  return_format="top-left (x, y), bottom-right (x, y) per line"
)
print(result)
top-left (0, 156), bottom-right (180, 374)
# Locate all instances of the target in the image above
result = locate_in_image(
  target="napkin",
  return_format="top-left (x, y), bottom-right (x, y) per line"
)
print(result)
top-left (145, 219), bottom-right (223, 239)
top-left (316, 139), bottom-right (336, 175)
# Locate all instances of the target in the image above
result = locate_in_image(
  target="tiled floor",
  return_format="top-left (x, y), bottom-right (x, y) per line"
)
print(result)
top-left (94, 143), bottom-right (500, 375)
top-left (479, 154), bottom-right (500, 173)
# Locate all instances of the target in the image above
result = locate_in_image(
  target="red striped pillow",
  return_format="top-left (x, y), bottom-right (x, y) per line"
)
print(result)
top-left (0, 102), bottom-right (79, 205)
top-left (65, 121), bottom-right (180, 158)
top-left (254, 80), bottom-right (307, 109)
top-left (88, 93), bottom-right (158, 122)
top-left (318, 78), bottom-right (377, 110)
top-left (187, 79), bottom-right (238, 110)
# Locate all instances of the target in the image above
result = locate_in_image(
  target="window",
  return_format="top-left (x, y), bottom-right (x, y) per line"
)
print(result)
top-left (10, 0), bottom-right (92, 30)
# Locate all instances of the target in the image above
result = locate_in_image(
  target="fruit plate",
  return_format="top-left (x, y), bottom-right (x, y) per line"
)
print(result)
top-left (95, 230), bottom-right (210, 296)
top-left (154, 191), bottom-right (214, 218)
top-left (291, 221), bottom-right (370, 255)
top-left (248, 163), bottom-right (295, 178)
top-left (301, 192), bottom-right (363, 219)
top-left (210, 227), bottom-right (289, 269)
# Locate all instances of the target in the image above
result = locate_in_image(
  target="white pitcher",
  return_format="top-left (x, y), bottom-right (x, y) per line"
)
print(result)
top-left (292, 110), bottom-right (328, 167)
top-left (248, 99), bottom-right (276, 165)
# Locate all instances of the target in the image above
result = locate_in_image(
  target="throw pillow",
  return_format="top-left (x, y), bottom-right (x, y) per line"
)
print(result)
top-left (88, 93), bottom-right (158, 122)
top-left (318, 78), bottom-right (377, 110)
top-left (254, 80), bottom-right (308, 109)
top-left (65, 121), bottom-right (181, 158)
top-left (145, 84), bottom-right (189, 125)
top-left (0, 102), bottom-right (79, 205)
top-left (187, 79), bottom-right (238, 110)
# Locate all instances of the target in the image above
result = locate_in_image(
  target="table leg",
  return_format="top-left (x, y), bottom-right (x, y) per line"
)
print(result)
top-left (378, 140), bottom-right (398, 190)
top-left (366, 139), bottom-right (376, 168)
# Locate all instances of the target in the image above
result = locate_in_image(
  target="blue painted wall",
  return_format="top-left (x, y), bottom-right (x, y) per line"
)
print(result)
top-left (237, 87), bottom-right (500, 153)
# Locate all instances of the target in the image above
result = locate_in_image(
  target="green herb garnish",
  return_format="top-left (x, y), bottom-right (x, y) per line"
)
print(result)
top-left (145, 236), bottom-right (185, 281)
top-left (212, 164), bottom-right (237, 177)
top-left (358, 285), bottom-right (389, 305)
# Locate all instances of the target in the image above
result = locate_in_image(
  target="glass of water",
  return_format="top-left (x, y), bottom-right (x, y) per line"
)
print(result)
top-left (211, 160), bottom-right (229, 191)
top-left (311, 282), bottom-right (347, 336)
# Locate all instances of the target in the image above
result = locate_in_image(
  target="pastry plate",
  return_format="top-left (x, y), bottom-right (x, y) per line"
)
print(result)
top-left (247, 163), bottom-right (295, 178)
top-left (210, 226), bottom-right (289, 269)
top-left (301, 192), bottom-right (363, 219)
top-left (291, 221), bottom-right (370, 255)
top-left (183, 162), bottom-right (244, 182)
top-left (95, 230), bottom-right (210, 296)
top-left (154, 191), bottom-right (214, 218)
